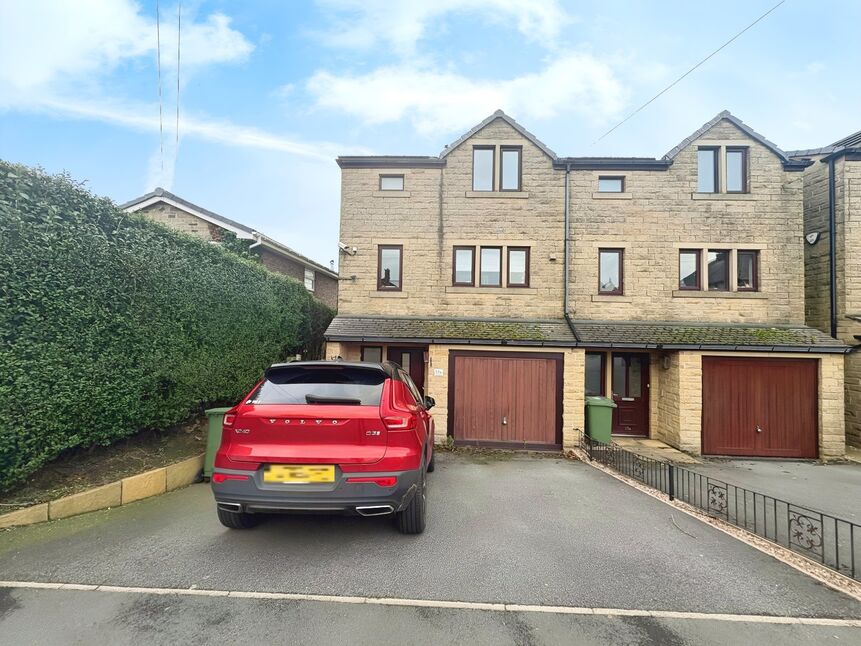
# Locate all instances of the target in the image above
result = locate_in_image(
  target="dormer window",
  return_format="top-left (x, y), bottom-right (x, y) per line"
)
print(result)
top-left (472, 146), bottom-right (495, 191)
top-left (500, 146), bottom-right (522, 191)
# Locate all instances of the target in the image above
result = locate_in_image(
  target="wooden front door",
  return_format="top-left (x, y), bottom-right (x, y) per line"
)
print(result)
top-left (449, 352), bottom-right (562, 448)
top-left (387, 347), bottom-right (426, 393)
top-left (611, 353), bottom-right (650, 437)
top-left (702, 357), bottom-right (818, 458)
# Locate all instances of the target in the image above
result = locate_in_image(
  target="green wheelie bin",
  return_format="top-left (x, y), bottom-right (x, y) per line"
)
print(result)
top-left (204, 407), bottom-right (232, 479)
top-left (584, 396), bottom-right (616, 444)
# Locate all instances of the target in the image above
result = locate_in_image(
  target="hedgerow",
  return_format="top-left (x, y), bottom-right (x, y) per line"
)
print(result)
top-left (0, 161), bottom-right (334, 491)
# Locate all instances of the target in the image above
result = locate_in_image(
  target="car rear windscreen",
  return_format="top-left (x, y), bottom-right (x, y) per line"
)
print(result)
top-left (249, 365), bottom-right (386, 406)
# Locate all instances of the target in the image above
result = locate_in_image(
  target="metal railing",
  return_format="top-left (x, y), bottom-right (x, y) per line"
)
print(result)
top-left (581, 433), bottom-right (860, 582)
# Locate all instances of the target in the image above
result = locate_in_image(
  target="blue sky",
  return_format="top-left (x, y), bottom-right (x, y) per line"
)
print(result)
top-left (1, 0), bottom-right (859, 268)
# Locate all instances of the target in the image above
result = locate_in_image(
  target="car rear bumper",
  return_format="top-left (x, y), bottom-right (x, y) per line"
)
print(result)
top-left (211, 466), bottom-right (421, 516)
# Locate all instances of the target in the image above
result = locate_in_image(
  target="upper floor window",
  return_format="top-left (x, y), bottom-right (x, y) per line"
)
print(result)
top-left (507, 247), bottom-right (529, 287)
top-left (500, 146), bottom-right (522, 191)
top-left (472, 146), bottom-right (495, 191)
top-left (452, 246), bottom-right (475, 286)
top-left (679, 249), bottom-right (701, 290)
top-left (697, 147), bottom-right (719, 193)
top-left (707, 250), bottom-right (730, 291)
top-left (304, 268), bottom-right (315, 291)
top-left (598, 248), bottom-right (623, 295)
top-left (479, 246), bottom-right (502, 287)
top-left (737, 250), bottom-right (759, 291)
top-left (377, 245), bottom-right (402, 291)
top-left (726, 147), bottom-right (748, 193)
top-left (379, 174), bottom-right (404, 191)
top-left (598, 176), bottom-right (624, 193)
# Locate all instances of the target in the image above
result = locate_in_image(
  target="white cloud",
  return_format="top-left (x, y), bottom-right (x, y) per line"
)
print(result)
top-left (306, 53), bottom-right (628, 136)
top-left (313, 0), bottom-right (573, 55)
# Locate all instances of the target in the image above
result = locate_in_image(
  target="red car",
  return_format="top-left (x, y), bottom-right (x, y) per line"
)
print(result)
top-left (211, 360), bottom-right (435, 534)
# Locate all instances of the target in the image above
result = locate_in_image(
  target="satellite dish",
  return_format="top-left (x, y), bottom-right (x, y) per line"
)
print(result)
top-left (805, 232), bottom-right (820, 245)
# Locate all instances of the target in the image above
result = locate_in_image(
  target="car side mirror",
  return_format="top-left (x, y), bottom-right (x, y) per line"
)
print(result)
top-left (424, 395), bottom-right (435, 410)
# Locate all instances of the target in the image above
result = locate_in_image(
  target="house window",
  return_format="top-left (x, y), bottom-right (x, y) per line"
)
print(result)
top-left (304, 268), bottom-right (315, 291)
top-left (585, 353), bottom-right (605, 396)
top-left (697, 147), bottom-right (719, 193)
top-left (472, 146), bottom-right (495, 191)
top-left (379, 175), bottom-right (404, 191)
top-left (479, 246), bottom-right (502, 287)
top-left (500, 146), bottom-right (522, 191)
top-left (452, 246), bottom-right (475, 286)
top-left (598, 248), bottom-right (623, 295)
top-left (377, 245), bottom-right (402, 291)
top-left (506, 247), bottom-right (529, 287)
top-left (737, 250), bottom-right (759, 291)
top-left (679, 250), bottom-right (701, 290)
top-left (726, 148), bottom-right (748, 193)
top-left (597, 176), bottom-right (624, 193)
top-left (361, 346), bottom-right (383, 363)
top-left (707, 250), bottom-right (729, 291)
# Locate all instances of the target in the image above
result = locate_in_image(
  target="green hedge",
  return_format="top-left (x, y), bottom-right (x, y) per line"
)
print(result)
top-left (0, 161), bottom-right (334, 491)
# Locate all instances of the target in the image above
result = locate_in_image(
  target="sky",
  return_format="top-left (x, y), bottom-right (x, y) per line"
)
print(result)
top-left (1, 0), bottom-right (859, 269)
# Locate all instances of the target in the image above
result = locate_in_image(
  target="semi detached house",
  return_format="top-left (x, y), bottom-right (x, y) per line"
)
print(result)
top-left (325, 110), bottom-right (850, 459)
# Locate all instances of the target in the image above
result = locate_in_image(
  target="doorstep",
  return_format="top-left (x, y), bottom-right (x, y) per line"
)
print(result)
top-left (611, 438), bottom-right (700, 464)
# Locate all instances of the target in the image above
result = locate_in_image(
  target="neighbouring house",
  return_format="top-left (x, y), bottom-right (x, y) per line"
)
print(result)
top-left (788, 131), bottom-right (861, 448)
top-left (326, 110), bottom-right (849, 459)
top-left (121, 188), bottom-right (338, 308)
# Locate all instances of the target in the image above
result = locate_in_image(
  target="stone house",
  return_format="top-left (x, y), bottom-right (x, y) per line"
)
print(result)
top-left (789, 131), bottom-right (861, 448)
top-left (121, 188), bottom-right (338, 309)
top-left (325, 111), bottom-right (848, 459)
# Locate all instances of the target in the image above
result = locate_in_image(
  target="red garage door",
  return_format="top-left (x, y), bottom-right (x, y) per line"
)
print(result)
top-left (702, 357), bottom-right (818, 458)
top-left (449, 352), bottom-right (562, 448)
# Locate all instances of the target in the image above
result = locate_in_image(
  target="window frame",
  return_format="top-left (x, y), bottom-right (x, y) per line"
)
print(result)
top-left (737, 249), bottom-right (759, 292)
top-left (678, 249), bottom-right (702, 291)
top-left (376, 244), bottom-right (403, 292)
top-left (379, 174), bottom-right (405, 191)
top-left (707, 249), bottom-right (731, 292)
top-left (725, 147), bottom-right (748, 194)
top-left (506, 246), bottom-right (530, 287)
top-left (697, 146), bottom-right (720, 193)
top-left (597, 176), bottom-right (625, 193)
top-left (361, 346), bottom-right (383, 363)
top-left (585, 352), bottom-right (606, 397)
top-left (303, 268), bottom-right (315, 291)
top-left (597, 248), bottom-right (624, 296)
top-left (472, 145), bottom-right (495, 192)
top-left (499, 145), bottom-right (523, 192)
top-left (452, 245), bottom-right (476, 287)
top-left (479, 246), bottom-right (503, 287)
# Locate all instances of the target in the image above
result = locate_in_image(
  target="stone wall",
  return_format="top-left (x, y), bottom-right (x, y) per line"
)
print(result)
top-left (259, 247), bottom-right (338, 309)
top-left (137, 203), bottom-right (221, 240)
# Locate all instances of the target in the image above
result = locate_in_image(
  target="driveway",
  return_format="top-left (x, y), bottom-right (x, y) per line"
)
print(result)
top-left (1, 452), bottom-right (859, 644)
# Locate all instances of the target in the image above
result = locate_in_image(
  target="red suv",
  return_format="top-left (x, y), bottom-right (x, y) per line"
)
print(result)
top-left (211, 360), bottom-right (435, 534)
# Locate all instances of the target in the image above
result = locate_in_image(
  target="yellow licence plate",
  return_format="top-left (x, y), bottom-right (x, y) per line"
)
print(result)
top-left (263, 464), bottom-right (335, 484)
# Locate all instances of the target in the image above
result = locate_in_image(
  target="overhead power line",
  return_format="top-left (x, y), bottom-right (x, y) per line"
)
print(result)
top-left (593, 0), bottom-right (785, 144)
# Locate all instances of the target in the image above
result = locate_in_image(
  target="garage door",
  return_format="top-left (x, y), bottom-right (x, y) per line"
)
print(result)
top-left (449, 352), bottom-right (562, 448)
top-left (702, 357), bottom-right (818, 458)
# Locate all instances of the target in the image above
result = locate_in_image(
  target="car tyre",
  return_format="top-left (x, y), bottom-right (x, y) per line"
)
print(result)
top-left (427, 449), bottom-right (435, 473)
top-left (395, 467), bottom-right (427, 535)
top-left (217, 506), bottom-right (260, 529)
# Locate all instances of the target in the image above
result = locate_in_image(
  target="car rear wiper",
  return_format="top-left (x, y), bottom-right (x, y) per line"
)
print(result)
top-left (304, 394), bottom-right (362, 405)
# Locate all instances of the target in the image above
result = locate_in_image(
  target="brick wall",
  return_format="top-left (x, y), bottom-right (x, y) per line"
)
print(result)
top-left (258, 247), bottom-right (338, 309)
top-left (136, 203), bottom-right (221, 240)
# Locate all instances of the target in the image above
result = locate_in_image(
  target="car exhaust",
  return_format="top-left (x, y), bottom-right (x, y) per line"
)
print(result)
top-left (218, 502), bottom-right (243, 512)
top-left (355, 505), bottom-right (394, 517)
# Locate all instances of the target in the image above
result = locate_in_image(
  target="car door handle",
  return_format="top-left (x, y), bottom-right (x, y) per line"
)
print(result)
top-left (755, 425), bottom-right (763, 433)
top-left (502, 416), bottom-right (508, 425)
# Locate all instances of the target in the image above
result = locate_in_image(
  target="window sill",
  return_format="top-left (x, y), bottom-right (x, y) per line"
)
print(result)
top-left (445, 286), bottom-right (537, 295)
top-left (369, 290), bottom-right (409, 298)
top-left (591, 192), bottom-right (632, 200)
top-left (592, 294), bottom-right (632, 303)
top-left (465, 191), bottom-right (529, 199)
top-left (372, 191), bottom-right (411, 198)
top-left (691, 193), bottom-right (754, 201)
top-left (672, 290), bottom-right (767, 299)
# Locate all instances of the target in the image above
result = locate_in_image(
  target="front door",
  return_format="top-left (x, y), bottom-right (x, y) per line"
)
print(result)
top-left (387, 347), bottom-right (426, 394)
top-left (611, 353), bottom-right (650, 436)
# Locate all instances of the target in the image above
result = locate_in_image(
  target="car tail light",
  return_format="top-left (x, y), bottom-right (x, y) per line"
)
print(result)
top-left (381, 381), bottom-right (418, 431)
top-left (223, 413), bottom-right (236, 427)
top-left (346, 476), bottom-right (397, 488)
top-left (211, 473), bottom-right (249, 483)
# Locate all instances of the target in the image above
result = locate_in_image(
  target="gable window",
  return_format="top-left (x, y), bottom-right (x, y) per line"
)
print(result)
top-left (361, 346), bottom-right (383, 363)
top-left (452, 246), bottom-right (475, 286)
top-left (585, 353), bottom-right (606, 396)
top-left (500, 146), bottom-right (522, 191)
top-left (377, 245), bottom-right (402, 291)
top-left (379, 174), bottom-right (404, 191)
top-left (507, 247), bottom-right (529, 287)
top-left (304, 268), bottom-right (315, 291)
top-left (598, 248), bottom-right (623, 295)
top-left (697, 147), bottom-right (719, 193)
top-left (472, 146), bottom-right (495, 191)
top-left (479, 246), bottom-right (502, 287)
top-left (679, 250), bottom-right (701, 290)
top-left (598, 176), bottom-right (624, 193)
top-left (726, 147), bottom-right (748, 193)
top-left (737, 250), bottom-right (759, 291)
top-left (707, 250), bottom-right (729, 291)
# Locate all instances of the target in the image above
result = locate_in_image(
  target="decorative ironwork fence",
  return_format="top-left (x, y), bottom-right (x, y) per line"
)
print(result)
top-left (581, 433), bottom-right (860, 582)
